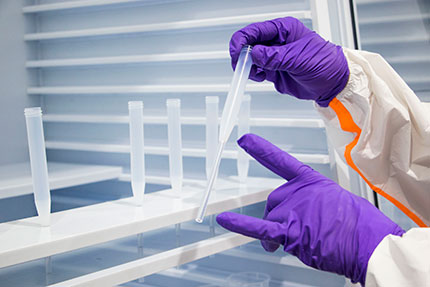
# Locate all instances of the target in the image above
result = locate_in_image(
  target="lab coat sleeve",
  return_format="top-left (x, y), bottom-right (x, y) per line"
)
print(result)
top-left (365, 228), bottom-right (430, 287)
top-left (315, 47), bottom-right (430, 227)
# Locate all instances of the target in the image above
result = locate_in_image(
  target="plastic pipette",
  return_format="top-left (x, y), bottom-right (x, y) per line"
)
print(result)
top-left (237, 94), bottom-right (251, 183)
top-left (196, 45), bottom-right (253, 223)
top-left (205, 96), bottom-right (219, 180)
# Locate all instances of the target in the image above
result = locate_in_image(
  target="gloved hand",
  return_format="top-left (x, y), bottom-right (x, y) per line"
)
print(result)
top-left (216, 134), bottom-right (405, 286)
top-left (230, 17), bottom-right (349, 107)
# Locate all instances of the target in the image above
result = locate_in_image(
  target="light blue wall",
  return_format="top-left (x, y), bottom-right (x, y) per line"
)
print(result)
top-left (0, 0), bottom-right (39, 165)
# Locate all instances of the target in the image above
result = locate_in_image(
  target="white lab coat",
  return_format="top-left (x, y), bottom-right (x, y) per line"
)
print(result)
top-left (366, 228), bottom-right (430, 286)
top-left (316, 48), bottom-right (430, 286)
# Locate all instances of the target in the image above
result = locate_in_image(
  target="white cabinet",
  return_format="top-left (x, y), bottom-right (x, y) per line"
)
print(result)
top-left (0, 0), bottom-right (363, 286)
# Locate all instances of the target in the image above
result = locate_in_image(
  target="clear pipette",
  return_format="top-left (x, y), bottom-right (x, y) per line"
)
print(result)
top-left (237, 94), bottom-right (251, 184)
top-left (196, 45), bottom-right (253, 223)
top-left (205, 96), bottom-right (219, 180)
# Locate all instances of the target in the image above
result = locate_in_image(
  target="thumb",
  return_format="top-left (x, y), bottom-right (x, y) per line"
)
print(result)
top-left (216, 212), bottom-right (286, 246)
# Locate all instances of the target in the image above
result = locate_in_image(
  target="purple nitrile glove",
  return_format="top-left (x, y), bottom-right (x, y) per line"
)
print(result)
top-left (216, 134), bottom-right (405, 286)
top-left (230, 17), bottom-right (349, 107)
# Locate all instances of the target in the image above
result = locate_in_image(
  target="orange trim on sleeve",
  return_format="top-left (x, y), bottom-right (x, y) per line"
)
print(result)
top-left (329, 98), bottom-right (427, 227)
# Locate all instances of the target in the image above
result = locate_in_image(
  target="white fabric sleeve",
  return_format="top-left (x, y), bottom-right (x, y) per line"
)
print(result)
top-left (365, 228), bottom-right (430, 287)
top-left (315, 48), bottom-right (430, 227)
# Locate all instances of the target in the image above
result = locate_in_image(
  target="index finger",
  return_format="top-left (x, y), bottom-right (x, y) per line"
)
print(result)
top-left (237, 133), bottom-right (310, 181)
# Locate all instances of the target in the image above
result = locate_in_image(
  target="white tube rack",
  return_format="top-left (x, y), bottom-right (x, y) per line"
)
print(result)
top-left (0, 177), bottom-right (283, 274)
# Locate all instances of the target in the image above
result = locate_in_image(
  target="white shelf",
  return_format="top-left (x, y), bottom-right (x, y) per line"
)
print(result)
top-left (26, 51), bottom-right (229, 68)
top-left (387, 55), bottom-right (430, 64)
top-left (404, 76), bottom-right (430, 85)
top-left (0, 221), bottom-right (313, 287)
top-left (44, 140), bottom-right (330, 164)
top-left (49, 233), bottom-right (255, 287)
top-left (22, 0), bottom-right (164, 13)
top-left (27, 83), bottom-right (275, 94)
top-left (118, 173), bottom-right (205, 186)
top-left (44, 114), bottom-right (130, 124)
top-left (221, 243), bottom-right (309, 270)
top-left (156, 264), bottom-right (315, 287)
top-left (24, 11), bottom-right (311, 41)
top-left (45, 140), bottom-right (130, 153)
top-left (47, 225), bottom-right (313, 286)
top-left (0, 162), bottom-right (122, 199)
top-left (356, 0), bottom-right (399, 5)
top-left (42, 113), bottom-right (325, 128)
top-left (0, 176), bottom-right (283, 269)
top-left (156, 265), bottom-right (240, 287)
top-left (251, 117), bottom-right (324, 128)
top-left (362, 35), bottom-right (429, 45)
top-left (359, 13), bottom-right (430, 25)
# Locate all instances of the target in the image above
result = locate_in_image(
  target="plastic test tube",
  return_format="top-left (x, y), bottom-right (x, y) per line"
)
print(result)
top-left (128, 101), bottom-right (146, 206)
top-left (196, 45), bottom-right (253, 223)
top-left (129, 101), bottom-right (146, 283)
top-left (129, 101), bottom-right (146, 282)
top-left (237, 94), bottom-right (251, 183)
top-left (24, 107), bottom-right (51, 226)
top-left (167, 99), bottom-right (183, 196)
top-left (205, 96), bottom-right (219, 180)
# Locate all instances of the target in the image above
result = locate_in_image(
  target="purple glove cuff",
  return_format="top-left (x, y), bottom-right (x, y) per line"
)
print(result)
top-left (356, 225), bottom-right (405, 285)
top-left (314, 46), bottom-right (350, 107)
